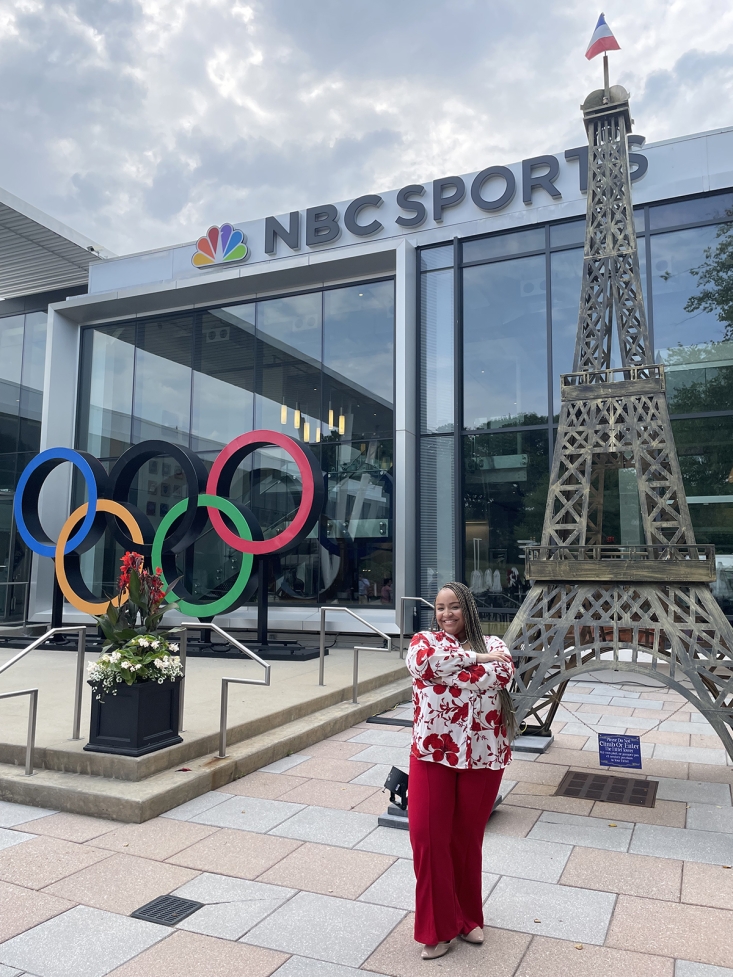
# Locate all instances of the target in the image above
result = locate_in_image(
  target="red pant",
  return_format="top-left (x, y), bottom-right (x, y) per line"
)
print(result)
top-left (408, 756), bottom-right (504, 945)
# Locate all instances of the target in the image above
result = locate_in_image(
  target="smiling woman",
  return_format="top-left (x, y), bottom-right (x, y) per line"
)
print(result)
top-left (405, 581), bottom-right (515, 959)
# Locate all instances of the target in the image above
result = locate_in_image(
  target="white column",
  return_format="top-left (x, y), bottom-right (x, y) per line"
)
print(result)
top-left (27, 307), bottom-right (81, 620)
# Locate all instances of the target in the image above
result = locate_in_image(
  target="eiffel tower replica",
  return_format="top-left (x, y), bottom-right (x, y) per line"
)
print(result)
top-left (503, 70), bottom-right (733, 759)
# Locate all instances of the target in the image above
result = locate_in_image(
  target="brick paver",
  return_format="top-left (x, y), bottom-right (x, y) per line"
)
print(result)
top-left (0, 678), bottom-right (732, 975)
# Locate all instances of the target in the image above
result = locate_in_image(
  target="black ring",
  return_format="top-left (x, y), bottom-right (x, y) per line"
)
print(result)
top-left (107, 441), bottom-right (208, 556)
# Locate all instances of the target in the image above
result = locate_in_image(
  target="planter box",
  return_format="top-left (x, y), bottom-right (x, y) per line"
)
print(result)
top-left (85, 678), bottom-right (182, 757)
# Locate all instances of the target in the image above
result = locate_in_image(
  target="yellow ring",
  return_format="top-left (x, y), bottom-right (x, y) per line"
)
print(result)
top-left (55, 501), bottom-right (145, 615)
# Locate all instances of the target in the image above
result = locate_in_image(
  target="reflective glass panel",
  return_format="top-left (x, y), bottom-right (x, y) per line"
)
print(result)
top-left (420, 269), bottom-right (454, 434)
top-left (463, 254), bottom-right (548, 429)
top-left (321, 440), bottom-right (393, 604)
top-left (463, 227), bottom-right (545, 264)
top-left (133, 314), bottom-right (192, 445)
top-left (257, 292), bottom-right (321, 362)
top-left (550, 219), bottom-right (585, 248)
top-left (191, 308), bottom-right (255, 452)
top-left (462, 430), bottom-right (549, 611)
top-left (322, 281), bottom-right (394, 440)
top-left (20, 312), bottom-right (47, 391)
top-left (672, 417), bottom-right (733, 616)
top-left (0, 315), bottom-right (23, 385)
top-left (651, 224), bottom-right (733, 412)
top-left (420, 436), bottom-right (454, 608)
top-left (650, 193), bottom-right (733, 231)
top-left (78, 325), bottom-right (135, 457)
top-left (420, 246), bottom-right (453, 271)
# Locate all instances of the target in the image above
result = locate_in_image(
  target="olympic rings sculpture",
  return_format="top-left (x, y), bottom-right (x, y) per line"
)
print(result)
top-left (14, 431), bottom-right (325, 619)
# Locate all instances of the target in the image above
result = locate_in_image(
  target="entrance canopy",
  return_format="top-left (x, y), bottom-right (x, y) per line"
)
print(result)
top-left (0, 185), bottom-right (111, 299)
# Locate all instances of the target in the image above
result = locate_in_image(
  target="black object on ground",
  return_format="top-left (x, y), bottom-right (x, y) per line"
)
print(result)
top-left (131, 894), bottom-right (204, 926)
top-left (555, 770), bottom-right (658, 807)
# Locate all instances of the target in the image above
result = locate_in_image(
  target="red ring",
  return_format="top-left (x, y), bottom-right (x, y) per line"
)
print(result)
top-left (205, 431), bottom-right (316, 555)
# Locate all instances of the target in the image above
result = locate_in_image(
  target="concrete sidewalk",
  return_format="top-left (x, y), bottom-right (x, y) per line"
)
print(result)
top-left (0, 678), bottom-right (731, 976)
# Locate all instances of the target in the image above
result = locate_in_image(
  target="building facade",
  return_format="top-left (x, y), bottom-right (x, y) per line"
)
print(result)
top-left (6, 124), bottom-right (733, 634)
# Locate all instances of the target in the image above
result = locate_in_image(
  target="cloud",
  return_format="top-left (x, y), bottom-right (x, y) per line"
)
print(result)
top-left (0, 0), bottom-right (732, 255)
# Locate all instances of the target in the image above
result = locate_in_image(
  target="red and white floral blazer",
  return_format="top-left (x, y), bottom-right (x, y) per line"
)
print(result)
top-left (406, 630), bottom-right (515, 771)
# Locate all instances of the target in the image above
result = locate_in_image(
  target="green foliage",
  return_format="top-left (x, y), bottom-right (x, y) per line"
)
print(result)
top-left (685, 216), bottom-right (733, 337)
top-left (94, 552), bottom-right (181, 653)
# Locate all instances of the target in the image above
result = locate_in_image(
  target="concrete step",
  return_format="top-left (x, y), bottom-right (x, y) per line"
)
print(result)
top-left (0, 676), bottom-right (412, 823)
top-left (0, 662), bottom-right (410, 781)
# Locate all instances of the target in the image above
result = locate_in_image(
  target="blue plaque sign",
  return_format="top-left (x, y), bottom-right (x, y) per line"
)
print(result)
top-left (598, 733), bottom-right (642, 769)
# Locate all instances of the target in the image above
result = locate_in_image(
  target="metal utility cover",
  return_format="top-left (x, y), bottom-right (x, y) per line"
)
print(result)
top-left (555, 770), bottom-right (658, 807)
top-left (131, 894), bottom-right (204, 926)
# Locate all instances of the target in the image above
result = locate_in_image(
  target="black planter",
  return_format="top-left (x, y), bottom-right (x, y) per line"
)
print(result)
top-left (85, 678), bottom-right (182, 757)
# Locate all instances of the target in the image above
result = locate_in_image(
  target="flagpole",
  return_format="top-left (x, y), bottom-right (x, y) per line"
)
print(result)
top-left (603, 52), bottom-right (610, 96)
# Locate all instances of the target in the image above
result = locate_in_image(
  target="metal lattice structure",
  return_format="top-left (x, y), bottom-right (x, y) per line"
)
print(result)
top-left (503, 83), bottom-right (733, 759)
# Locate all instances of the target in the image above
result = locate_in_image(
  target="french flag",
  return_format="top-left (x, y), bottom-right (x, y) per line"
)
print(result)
top-left (585, 13), bottom-right (621, 60)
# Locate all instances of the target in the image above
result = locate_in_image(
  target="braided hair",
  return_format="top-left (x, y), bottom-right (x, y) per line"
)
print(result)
top-left (435, 581), bottom-right (517, 740)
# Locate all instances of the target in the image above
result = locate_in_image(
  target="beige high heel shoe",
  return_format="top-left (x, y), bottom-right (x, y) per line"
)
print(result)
top-left (460, 926), bottom-right (484, 944)
top-left (421, 942), bottom-right (451, 959)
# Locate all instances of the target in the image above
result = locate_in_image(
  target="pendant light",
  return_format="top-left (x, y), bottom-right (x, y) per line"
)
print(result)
top-left (280, 403), bottom-right (287, 425)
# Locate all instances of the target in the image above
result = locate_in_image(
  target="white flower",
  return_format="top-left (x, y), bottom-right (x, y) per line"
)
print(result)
top-left (153, 658), bottom-right (163, 669)
top-left (151, 640), bottom-right (160, 648)
top-left (120, 661), bottom-right (130, 669)
top-left (169, 643), bottom-right (179, 653)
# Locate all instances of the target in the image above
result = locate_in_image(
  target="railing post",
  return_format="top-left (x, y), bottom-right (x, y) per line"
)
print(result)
top-left (178, 629), bottom-right (187, 733)
top-left (72, 627), bottom-right (86, 740)
top-left (399, 598), bottom-right (405, 660)
top-left (353, 646), bottom-right (359, 704)
top-left (219, 679), bottom-right (229, 758)
top-left (319, 608), bottom-right (326, 686)
top-left (26, 689), bottom-right (38, 776)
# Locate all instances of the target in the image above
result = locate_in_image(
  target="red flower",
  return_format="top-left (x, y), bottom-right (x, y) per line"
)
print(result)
top-left (423, 732), bottom-right (459, 766)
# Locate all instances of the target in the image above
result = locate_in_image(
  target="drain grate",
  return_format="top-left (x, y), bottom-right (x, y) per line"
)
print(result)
top-left (555, 770), bottom-right (658, 807)
top-left (131, 894), bottom-right (204, 926)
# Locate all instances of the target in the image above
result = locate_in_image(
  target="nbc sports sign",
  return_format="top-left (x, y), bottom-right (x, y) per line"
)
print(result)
top-left (192, 223), bottom-right (249, 268)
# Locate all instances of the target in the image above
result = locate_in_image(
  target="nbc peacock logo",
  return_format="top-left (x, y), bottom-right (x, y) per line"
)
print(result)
top-left (191, 223), bottom-right (249, 268)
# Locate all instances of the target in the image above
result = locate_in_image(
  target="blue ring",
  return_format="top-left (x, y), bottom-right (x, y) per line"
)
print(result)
top-left (14, 448), bottom-right (99, 557)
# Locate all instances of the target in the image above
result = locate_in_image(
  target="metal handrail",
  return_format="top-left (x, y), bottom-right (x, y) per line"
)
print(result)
top-left (0, 627), bottom-right (87, 739)
top-left (399, 596), bottom-right (435, 658)
top-left (174, 623), bottom-right (270, 752)
top-left (319, 606), bottom-right (392, 684)
top-left (318, 606), bottom-right (394, 704)
top-left (0, 688), bottom-right (38, 775)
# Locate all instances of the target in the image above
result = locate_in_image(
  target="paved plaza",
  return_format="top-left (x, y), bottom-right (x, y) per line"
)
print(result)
top-left (0, 678), bottom-right (732, 976)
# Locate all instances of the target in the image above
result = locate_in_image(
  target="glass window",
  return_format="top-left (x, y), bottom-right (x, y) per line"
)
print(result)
top-left (463, 254), bottom-right (548, 429)
top-left (420, 269), bottom-right (454, 434)
top-left (78, 325), bottom-right (135, 457)
top-left (463, 227), bottom-right (544, 265)
top-left (672, 416), bottom-right (733, 563)
top-left (20, 312), bottom-right (47, 391)
top-left (463, 430), bottom-right (549, 609)
top-left (133, 314), bottom-right (192, 445)
top-left (257, 292), bottom-right (321, 362)
top-left (321, 440), bottom-right (393, 604)
top-left (0, 315), bottom-right (23, 385)
top-left (420, 436), bottom-right (454, 608)
top-left (191, 309), bottom-right (255, 452)
top-left (550, 220), bottom-right (585, 248)
top-left (651, 224), bottom-right (733, 412)
top-left (322, 281), bottom-right (394, 441)
top-left (650, 193), bottom-right (733, 231)
top-left (420, 246), bottom-right (453, 271)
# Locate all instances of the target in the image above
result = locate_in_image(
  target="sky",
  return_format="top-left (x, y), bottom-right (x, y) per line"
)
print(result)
top-left (1, 0), bottom-right (733, 256)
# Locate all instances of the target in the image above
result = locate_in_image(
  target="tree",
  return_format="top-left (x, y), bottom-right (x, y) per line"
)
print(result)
top-left (684, 215), bottom-right (733, 338)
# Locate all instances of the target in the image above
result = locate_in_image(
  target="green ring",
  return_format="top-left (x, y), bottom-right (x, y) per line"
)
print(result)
top-left (152, 493), bottom-right (253, 617)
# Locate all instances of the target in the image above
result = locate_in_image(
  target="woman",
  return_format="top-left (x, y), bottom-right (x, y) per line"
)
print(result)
top-left (406, 581), bottom-right (515, 960)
